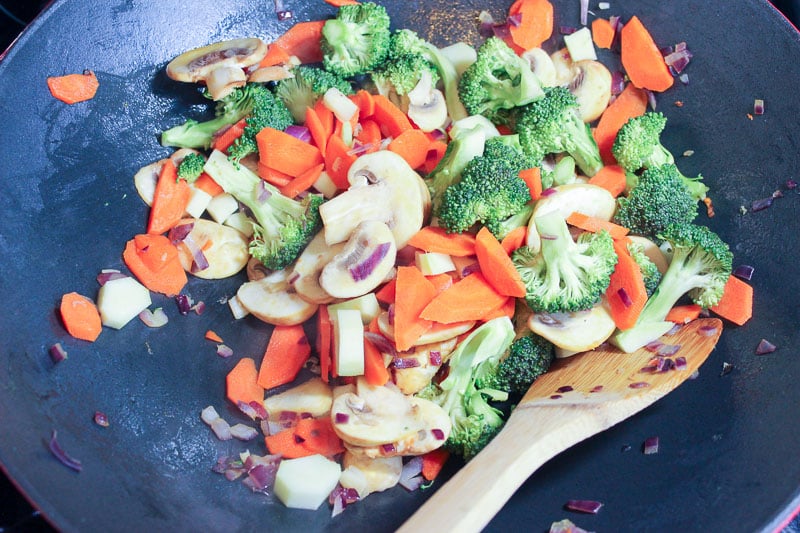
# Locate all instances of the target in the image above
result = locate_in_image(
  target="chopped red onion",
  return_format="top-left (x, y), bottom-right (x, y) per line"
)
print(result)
top-left (507, 13), bottom-right (522, 26)
top-left (664, 48), bottom-right (693, 75)
top-left (786, 179), bottom-right (797, 190)
top-left (610, 70), bottom-right (625, 95)
top-left (579, 0), bottom-right (589, 25)
top-left (285, 125), bottom-right (311, 143)
top-left (657, 344), bottom-right (681, 356)
top-left (645, 340), bottom-right (664, 353)
top-left (139, 307), bottom-right (169, 328)
top-left (492, 22), bottom-right (511, 39)
top-left (665, 323), bottom-right (682, 336)
top-left (393, 356), bottom-right (421, 369)
top-left (674, 356), bottom-right (688, 370)
top-left (168, 222), bottom-right (194, 243)
top-left (629, 381), bottom-right (650, 389)
top-left (431, 428), bottom-right (445, 440)
top-left (349, 242), bottom-right (391, 282)
top-left (550, 394), bottom-right (562, 400)
top-left (461, 262), bottom-right (481, 277)
top-left (335, 412), bottom-right (350, 424)
top-left (556, 385), bottom-right (573, 393)
top-left (364, 332), bottom-right (396, 357)
top-left (550, 519), bottom-right (591, 533)
top-left (237, 401), bottom-right (260, 420)
top-left (245, 463), bottom-right (276, 493)
top-left (679, 73), bottom-right (690, 85)
top-left (773, 189), bottom-right (784, 199)
top-left (257, 179), bottom-right (273, 203)
top-left (48, 430), bottom-right (82, 472)
top-left (565, 499), bottom-right (603, 514)
top-left (642, 436), bottom-right (660, 455)
top-left (49, 343), bottom-right (68, 363)
top-left (96, 270), bottom-right (127, 286)
top-left (381, 443), bottom-right (396, 454)
top-left (347, 142), bottom-right (373, 157)
top-left (387, 304), bottom-right (395, 325)
top-left (400, 456), bottom-right (424, 483)
top-left (617, 287), bottom-right (633, 308)
top-left (589, 385), bottom-right (603, 393)
top-left (189, 244), bottom-right (209, 273)
top-left (279, 410), bottom-right (298, 422)
top-left (175, 294), bottom-right (193, 315)
top-left (330, 491), bottom-right (346, 517)
top-left (751, 196), bottom-right (773, 212)
top-left (754, 99), bottom-right (765, 115)
top-left (216, 344), bottom-right (233, 358)
top-left (698, 325), bottom-right (718, 337)
top-left (755, 339), bottom-right (777, 355)
top-left (656, 357), bottom-right (675, 372)
top-left (477, 11), bottom-right (496, 38)
top-left (540, 187), bottom-right (558, 197)
top-left (230, 423), bottom-right (259, 441)
top-left (94, 411), bottom-right (109, 427)
top-left (249, 401), bottom-right (268, 419)
top-left (429, 351), bottom-right (442, 366)
top-left (732, 264), bottom-right (754, 281)
top-left (399, 475), bottom-right (425, 491)
top-left (191, 300), bottom-right (206, 315)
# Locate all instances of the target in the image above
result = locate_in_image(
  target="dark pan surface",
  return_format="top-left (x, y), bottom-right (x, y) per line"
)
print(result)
top-left (1, 1), bottom-right (799, 531)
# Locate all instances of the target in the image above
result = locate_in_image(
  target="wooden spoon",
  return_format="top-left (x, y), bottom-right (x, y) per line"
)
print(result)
top-left (398, 317), bottom-right (723, 532)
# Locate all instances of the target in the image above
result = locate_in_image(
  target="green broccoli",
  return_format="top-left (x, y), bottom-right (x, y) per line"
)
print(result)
top-left (226, 86), bottom-right (293, 165)
top-left (436, 137), bottom-right (532, 236)
top-left (612, 112), bottom-right (708, 201)
top-left (512, 212), bottom-right (618, 313)
top-left (273, 66), bottom-right (353, 124)
top-left (458, 36), bottom-right (544, 126)
top-left (371, 31), bottom-right (440, 98)
top-left (417, 317), bottom-right (515, 460)
top-left (478, 332), bottom-right (555, 395)
top-left (613, 163), bottom-right (698, 243)
top-left (515, 86), bottom-right (604, 177)
top-left (203, 150), bottom-right (323, 270)
top-left (176, 153), bottom-right (206, 183)
top-left (492, 204), bottom-right (534, 241)
top-left (628, 242), bottom-right (662, 297)
top-left (540, 155), bottom-right (577, 188)
top-left (161, 84), bottom-right (266, 149)
top-left (320, 2), bottom-right (391, 78)
top-left (612, 223), bottom-right (733, 353)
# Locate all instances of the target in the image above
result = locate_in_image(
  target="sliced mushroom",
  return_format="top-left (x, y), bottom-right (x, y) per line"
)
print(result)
top-left (340, 452), bottom-right (402, 497)
top-left (175, 218), bottom-right (249, 279)
top-left (550, 48), bottom-right (577, 87)
top-left (407, 71), bottom-right (448, 132)
top-left (237, 268), bottom-right (318, 326)
top-left (204, 66), bottom-right (247, 101)
top-left (393, 338), bottom-right (458, 395)
top-left (568, 60), bottom-right (612, 123)
top-left (319, 220), bottom-right (397, 299)
top-left (527, 303), bottom-right (616, 353)
top-left (377, 311), bottom-right (474, 346)
top-left (628, 235), bottom-right (669, 274)
top-left (319, 151), bottom-right (428, 248)
top-left (263, 377), bottom-right (333, 420)
top-left (133, 159), bottom-right (166, 207)
top-left (246, 256), bottom-right (270, 281)
top-left (290, 232), bottom-right (345, 304)
top-left (247, 65), bottom-right (294, 83)
top-left (521, 48), bottom-right (558, 87)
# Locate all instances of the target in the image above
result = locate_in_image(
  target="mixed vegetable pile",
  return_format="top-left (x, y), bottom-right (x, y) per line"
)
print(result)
top-left (53, 0), bottom-right (755, 526)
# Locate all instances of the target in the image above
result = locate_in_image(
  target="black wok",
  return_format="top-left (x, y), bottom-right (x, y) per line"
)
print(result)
top-left (1, 1), bottom-right (799, 531)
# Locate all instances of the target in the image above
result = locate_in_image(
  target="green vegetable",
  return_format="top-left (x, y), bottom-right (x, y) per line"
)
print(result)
top-left (371, 31), bottom-right (440, 98)
top-left (226, 86), bottom-right (293, 165)
top-left (628, 242), bottom-right (662, 297)
top-left (478, 332), bottom-right (555, 395)
top-left (320, 2), bottom-right (391, 78)
top-left (176, 153), bottom-right (205, 183)
top-left (274, 66), bottom-right (353, 124)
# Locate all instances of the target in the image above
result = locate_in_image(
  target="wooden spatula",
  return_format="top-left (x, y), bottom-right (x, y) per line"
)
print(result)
top-left (398, 317), bottom-right (723, 532)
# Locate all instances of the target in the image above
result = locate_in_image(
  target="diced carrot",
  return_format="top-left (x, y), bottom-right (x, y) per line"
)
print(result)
top-left (122, 234), bottom-right (187, 296)
top-left (420, 272), bottom-right (508, 323)
top-left (593, 83), bottom-right (648, 165)
top-left (47, 70), bottom-right (99, 104)
top-left (133, 233), bottom-right (180, 273)
top-left (587, 164), bottom-right (627, 197)
top-left (259, 20), bottom-right (326, 68)
top-left (147, 160), bottom-right (192, 235)
top-left (256, 127), bottom-right (324, 178)
top-left (388, 129), bottom-right (431, 170)
top-left (394, 266), bottom-right (438, 351)
top-left (375, 278), bottom-right (397, 304)
top-left (226, 357), bottom-right (264, 406)
top-left (193, 173), bottom-right (224, 197)
top-left (620, 15), bottom-right (674, 92)
top-left (305, 105), bottom-right (330, 156)
top-left (317, 305), bottom-right (333, 383)
top-left (710, 275), bottom-right (753, 326)
top-left (279, 163), bottom-right (325, 199)
top-left (293, 417), bottom-right (345, 457)
top-left (205, 330), bottom-right (224, 343)
top-left (605, 240), bottom-right (647, 330)
top-left (371, 94), bottom-right (413, 138)
top-left (519, 167), bottom-right (543, 201)
top-left (421, 448), bottom-right (450, 481)
top-left (212, 119), bottom-right (247, 152)
top-left (324, 133), bottom-right (358, 190)
top-left (592, 18), bottom-right (616, 49)
top-left (257, 163), bottom-right (293, 187)
top-left (408, 226), bottom-right (477, 257)
top-left (474, 227), bottom-right (527, 298)
top-left (665, 304), bottom-right (702, 324)
top-left (501, 226), bottom-right (527, 255)
top-left (257, 325), bottom-right (312, 390)
top-left (264, 427), bottom-right (310, 459)
top-left (421, 140), bottom-right (448, 175)
top-left (506, 0), bottom-right (554, 51)
top-left (59, 292), bottom-right (102, 342)
top-left (566, 212), bottom-right (630, 240)
top-left (363, 337), bottom-right (390, 386)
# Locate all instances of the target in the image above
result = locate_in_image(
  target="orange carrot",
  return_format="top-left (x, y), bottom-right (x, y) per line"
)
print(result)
top-left (426, 273), bottom-right (454, 294)
top-left (205, 330), bottom-right (224, 343)
top-left (519, 167), bottom-right (543, 200)
top-left (257, 127), bottom-right (324, 177)
top-left (710, 275), bottom-right (753, 326)
top-left (47, 70), bottom-right (99, 104)
top-left (363, 337), bottom-right (390, 386)
top-left (257, 163), bottom-right (293, 187)
top-left (212, 118), bottom-right (247, 152)
top-left (317, 305), bottom-right (333, 382)
top-left (501, 226), bottom-right (527, 255)
top-left (388, 129), bottom-right (431, 170)
top-left (375, 278), bottom-right (397, 304)
top-left (122, 234), bottom-right (187, 296)
top-left (421, 140), bottom-right (449, 175)
top-left (506, 0), bottom-right (554, 51)
top-left (665, 304), bottom-right (702, 324)
top-left (324, 133), bottom-right (358, 190)
top-left (420, 272), bottom-right (508, 323)
top-left (566, 212), bottom-right (630, 239)
top-left (474, 227), bottom-right (527, 298)
top-left (372, 94), bottom-right (413, 138)
top-left (354, 119), bottom-right (382, 153)
top-left (394, 266), bottom-right (438, 351)
top-left (264, 427), bottom-right (311, 459)
top-left (592, 18), bottom-right (616, 49)
top-left (260, 44), bottom-right (292, 68)
top-left (294, 417), bottom-right (345, 457)
top-left (587, 164), bottom-right (627, 197)
top-left (279, 163), bottom-right (325, 199)
top-left (479, 296), bottom-right (516, 322)
top-left (352, 89), bottom-right (375, 118)
top-left (59, 292), bottom-right (102, 342)
top-left (324, 0), bottom-right (360, 6)
top-left (226, 357), bottom-right (264, 406)
top-left (147, 160), bottom-right (192, 235)
top-left (257, 325), bottom-right (312, 390)
top-left (421, 448), bottom-right (450, 481)
top-left (305, 106), bottom-right (330, 156)
top-left (605, 240), bottom-right (647, 330)
top-left (260, 20), bottom-right (326, 67)
top-left (193, 173), bottom-right (224, 197)
top-left (620, 16), bottom-right (674, 92)
top-left (407, 226), bottom-right (477, 257)
top-left (314, 98), bottom-right (335, 136)
top-left (593, 83), bottom-right (648, 164)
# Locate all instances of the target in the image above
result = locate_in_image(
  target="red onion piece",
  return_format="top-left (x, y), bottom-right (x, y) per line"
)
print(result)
top-left (664, 49), bottom-right (693, 75)
top-left (230, 423), bottom-right (259, 441)
top-left (477, 11), bottom-right (496, 38)
top-left (399, 475), bottom-right (425, 491)
top-left (191, 300), bottom-right (206, 315)
top-left (460, 262), bottom-right (481, 277)
top-left (335, 412), bottom-right (350, 424)
top-left (400, 456), bottom-right (423, 483)
top-left (257, 179), bottom-right (273, 203)
top-left (556, 385), bottom-right (573, 393)
top-left (645, 340), bottom-right (664, 353)
top-left (610, 70), bottom-right (625, 95)
top-left (657, 344), bottom-right (681, 356)
top-left (284, 124), bottom-right (311, 143)
top-left (674, 356), bottom-right (688, 370)
top-left (94, 411), bottom-right (109, 427)
top-left (720, 362), bottom-right (734, 376)
top-left (245, 463), bottom-right (276, 493)
top-left (364, 332), bottom-right (396, 357)
top-left (755, 339), bottom-right (777, 355)
top-left (754, 99), bottom-right (765, 115)
top-left (49, 343), bottom-right (68, 363)
top-left (330, 491), bottom-right (346, 518)
top-left (393, 356), bottom-right (421, 369)
top-left (381, 443), bottom-right (396, 454)
top-left (642, 436), bottom-right (660, 455)
top-left (617, 287), bottom-right (633, 308)
top-left (698, 325), bottom-right (718, 337)
top-left (751, 196), bottom-right (773, 212)
top-left (550, 519), bottom-right (591, 533)
top-left (550, 394), bottom-right (562, 400)
top-left (589, 385), bottom-right (603, 393)
top-left (237, 401), bottom-right (260, 420)
top-left (787, 179), bottom-right (797, 190)
top-left (249, 401), bottom-right (268, 420)
top-left (168, 222), bottom-right (194, 243)
top-left (429, 351), bottom-right (442, 366)
top-left (347, 142), bottom-right (373, 157)
top-left (540, 187), bottom-right (558, 197)
top-left (565, 499), bottom-right (603, 514)
top-left (629, 381), bottom-right (650, 389)
top-left (507, 13), bottom-right (522, 26)
top-left (96, 270), bottom-right (127, 286)
top-left (349, 242), bottom-right (391, 281)
top-left (733, 264), bottom-right (754, 281)
top-left (678, 73), bottom-right (690, 85)
top-left (175, 294), bottom-right (193, 315)
top-left (48, 430), bottom-right (82, 472)
top-left (579, 0), bottom-right (589, 25)
top-left (492, 22), bottom-right (511, 39)
top-left (216, 344), bottom-right (234, 358)
top-left (139, 307), bottom-right (169, 328)
top-left (431, 428), bottom-right (445, 440)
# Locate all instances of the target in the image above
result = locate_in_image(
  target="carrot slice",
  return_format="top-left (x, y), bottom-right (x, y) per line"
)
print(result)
top-left (479, 296), bottom-right (516, 322)
top-left (592, 18), bottom-right (616, 49)
top-left (426, 273), bottom-right (454, 294)
top-left (257, 163), bottom-right (293, 187)
top-left (256, 127), bottom-right (324, 177)
top-left (421, 448), bottom-right (450, 481)
top-left (279, 163), bottom-right (325, 199)
top-left (353, 89), bottom-right (375, 118)
top-left (212, 118), bottom-right (247, 153)
top-left (372, 94), bottom-right (413, 138)
top-left (605, 240), bottom-right (647, 330)
top-left (665, 304), bottom-right (702, 324)
top-left (506, 0), bottom-right (554, 51)
top-left (566, 212), bottom-right (630, 240)
top-left (324, 133), bottom-right (358, 190)
top-left (710, 275), bottom-right (753, 326)
top-left (193, 173), bottom-right (224, 197)
top-left (147, 160), bottom-right (192, 235)
top-left (257, 324), bottom-right (312, 390)
top-left (519, 167), bottom-right (543, 200)
top-left (388, 129), bottom-right (431, 170)
top-left (593, 83), bottom-right (648, 165)
top-left (407, 227), bottom-right (477, 257)
top-left (205, 330), bottom-right (224, 343)
top-left (226, 357), bottom-right (265, 407)
top-left (264, 427), bottom-right (310, 459)
top-left (375, 278), bottom-right (397, 304)
top-left (354, 118), bottom-right (382, 154)
top-left (394, 266), bottom-right (438, 351)
top-left (305, 106), bottom-right (330, 156)
top-left (500, 226), bottom-right (527, 255)
top-left (474, 227), bottom-right (527, 298)
top-left (59, 292), bottom-right (102, 342)
top-left (324, 0), bottom-right (360, 6)
top-left (620, 15), bottom-right (674, 92)
top-left (420, 272), bottom-right (508, 323)
top-left (421, 140), bottom-right (449, 175)
top-left (47, 70), bottom-right (99, 104)
top-left (259, 20), bottom-right (326, 67)
top-left (363, 337), bottom-right (390, 386)
top-left (587, 164), bottom-right (627, 197)
top-left (293, 417), bottom-right (345, 457)
top-left (317, 305), bottom-right (333, 383)
top-left (122, 234), bottom-right (188, 296)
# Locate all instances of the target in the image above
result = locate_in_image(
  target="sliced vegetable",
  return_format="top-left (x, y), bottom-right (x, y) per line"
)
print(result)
top-left (710, 275), bottom-right (753, 326)
top-left (257, 324), bottom-right (312, 390)
top-left (474, 227), bottom-right (526, 298)
top-left (226, 357), bottom-right (264, 406)
top-left (47, 70), bottom-right (99, 104)
top-left (620, 16), bottom-right (674, 92)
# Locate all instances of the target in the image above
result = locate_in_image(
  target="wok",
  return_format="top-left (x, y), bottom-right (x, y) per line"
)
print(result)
top-left (1, 1), bottom-right (799, 531)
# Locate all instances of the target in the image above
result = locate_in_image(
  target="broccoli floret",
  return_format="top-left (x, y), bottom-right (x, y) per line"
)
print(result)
top-left (436, 138), bottom-right (532, 236)
top-left (176, 153), bottom-right (206, 183)
top-left (161, 84), bottom-right (264, 149)
top-left (226, 86), bottom-right (293, 165)
top-left (371, 31), bottom-right (440, 98)
top-left (628, 242), bottom-right (662, 297)
top-left (513, 212), bottom-right (618, 313)
top-left (320, 2), bottom-right (391, 78)
top-left (458, 37), bottom-right (544, 126)
top-left (612, 223), bottom-right (733, 352)
top-left (417, 317), bottom-right (515, 460)
top-left (612, 112), bottom-right (708, 201)
top-left (274, 66), bottom-right (353, 124)
top-left (479, 333), bottom-right (555, 395)
top-left (515, 87), bottom-right (604, 177)
top-left (492, 204), bottom-right (534, 241)
top-left (613, 163), bottom-right (698, 243)
top-left (203, 150), bottom-right (323, 270)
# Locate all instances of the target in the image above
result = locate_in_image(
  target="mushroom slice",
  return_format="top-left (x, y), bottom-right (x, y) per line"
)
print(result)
top-left (204, 65), bottom-right (247, 101)
top-left (521, 48), bottom-right (558, 87)
top-left (166, 37), bottom-right (268, 85)
top-left (248, 65), bottom-right (294, 83)
top-left (568, 60), bottom-right (612, 123)
top-left (237, 268), bottom-right (318, 326)
top-left (550, 48), bottom-right (578, 87)
top-left (263, 377), bottom-right (333, 420)
top-left (393, 338), bottom-right (458, 395)
top-left (319, 220), bottom-right (397, 299)
top-left (290, 232), bottom-right (345, 305)
top-left (407, 71), bottom-right (448, 132)
top-left (527, 303), bottom-right (616, 353)
top-left (133, 159), bottom-right (167, 207)
top-left (341, 452), bottom-right (403, 497)
top-left (377, 312), bottom-right (474, 346)
top-left (319, 151), bottom-right (427, 248)
top-left (175, 218), bottom-right (249, 279)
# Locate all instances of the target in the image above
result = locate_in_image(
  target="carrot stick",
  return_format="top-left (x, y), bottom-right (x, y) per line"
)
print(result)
top-left (593, 83), bottom-right (648, 165)
top-left (212, 118), bottom-right (247, 153)
top-left (500, 226), bottom-right (527, 255)
top-left (519, 167), bottom-right (543, 201)
top-left (506, 0), bottom-right (554, 51)
top-left (421, 448), bottom-right (450, 481)
top-left (375, 278), bottom-right (397, 304)
top-left (363, 337), bottom-right (390, 386)
top-left (354, 119), bottom-right (382, 154)
top-left (256, 127), bottom-right (324, 178)
top-left (587, 164), bottom-right (627, 197)
top-left (591, 18), bottom-right (616, 49)
top-left (394, 266), bottom-right (438, 351)
top-left (193, 173), bottom-right (224, 197)
top-left (371, 94), bottom-right (413, 138)
top-left (421, 140), bottom-right (448, 175)
top-left (122, 234), bottom-right (188, 296)
top-left (710, 275), bottom-right (753, 326)
top-left (205, 330), bottom-right (224, 343)
top-left (388, 129), bottom-right (431, 170)
top-left (47, 70), bottom-right (99, 104)
top-left (420, 272), bottom-right (508, 323)
top-left (59, 292), bottom-right (102, 342)
top-left (665, 304), bottom-right (702, 324)
top-left (620, 15), bottom-right (674, 92)
top-left (147, 160), bottom-right (191, 235)
top-left (566, 212), bottom-right (630, 239)
top-left (279, 163), bottom-right (325, 199)
top-left (305, 106), bottom-right (330, 156)
top-left (257, 163), bottom-right (293, 187)
top-left (324, 133), bottom-right (358, 190)
top-left (317, 305), bottom-right (333, 382)
top-left (226, 357), bottom-right (265, 406)
top-left (605, 240), bottom-right (647, 330)
top-left (407, 226), bottom-right (477, 257)
top-left (474, 227), bottom-right (527, 298)
top-left (259, 20), bottom-right (326, 68)
top-left (257, 324), bottom-right (312, 390)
